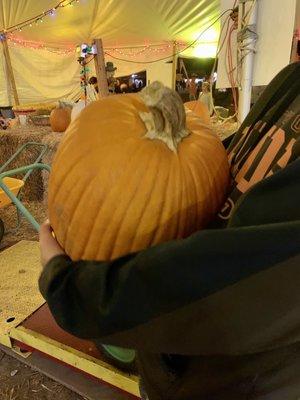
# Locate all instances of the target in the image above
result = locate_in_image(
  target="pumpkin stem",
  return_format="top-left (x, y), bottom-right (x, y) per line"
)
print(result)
top-left (139, 81), bottom-right (190, 152)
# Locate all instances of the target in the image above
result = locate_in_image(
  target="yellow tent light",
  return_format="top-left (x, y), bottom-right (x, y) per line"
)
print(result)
top-left (193, 43), bottom-right (217, 58)
top-left (193, 26), bottom-right (219, 43)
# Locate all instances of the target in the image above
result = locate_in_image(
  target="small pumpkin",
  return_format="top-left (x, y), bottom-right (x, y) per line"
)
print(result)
top-left (48, 82), bottom-right (229, 261)
top-left (50, 102), bottom-right (71, 132)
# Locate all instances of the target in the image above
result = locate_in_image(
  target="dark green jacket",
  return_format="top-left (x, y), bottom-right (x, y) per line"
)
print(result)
top-left (40, 63), bottom-right (300, 400)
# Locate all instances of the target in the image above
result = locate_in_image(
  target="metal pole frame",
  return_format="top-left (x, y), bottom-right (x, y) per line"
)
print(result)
top-left (0, 164), bottom-right (51, 232)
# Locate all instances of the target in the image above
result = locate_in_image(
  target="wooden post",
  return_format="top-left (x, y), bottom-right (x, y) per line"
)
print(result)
top-left (93, 39), bottom-right (109, 97)
top-left (2, 37), bottom-right (20, 105)
top-left (172, 41), bottom-right (178, 90)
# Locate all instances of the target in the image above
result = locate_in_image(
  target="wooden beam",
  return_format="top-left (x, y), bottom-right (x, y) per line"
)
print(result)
top-left (0, 333), bottom-right (12, 348)
top-left (9, 326), bottom-right (140, 397)
top-left (172, 41), bottom-right (178, 90)
top-left (2, 37), bottom-right (20, 105)
top-left (93, 39), bottom-right (109, 98)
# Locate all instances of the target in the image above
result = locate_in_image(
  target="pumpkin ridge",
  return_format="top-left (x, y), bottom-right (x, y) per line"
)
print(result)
top-left (130, 151), bottom-right (167, 251)
top-left (90, 141), bottom-right (150, 260)
top-left (183, 148), bottom-right (202, 230)
top-left (151, 151), bottom-right (175, 244)
top-left (138, 146), bottom-right (173, 248)
top-left (191, 145), bottom-right (208, 226)
top-left (49, 152), bottom-right (88, 208)
top-left (166, 159), bottom-right (182, 239)
top-left (52, 167), bottom-right (97, 253)
top-left (49, 156), bottom-right (94, 213)
top-left (181, 152), bottom-right (194, 235)
top-left (169, 158), bottom-right (182, 238)
top-left (189, 138), bottom-right (215, 221)
top-left (108, 145), bottom-right (163, 259)
top-left (64, 173), bottom-right (100, 258)
top-left (177, 156), bottom-right (185, 236)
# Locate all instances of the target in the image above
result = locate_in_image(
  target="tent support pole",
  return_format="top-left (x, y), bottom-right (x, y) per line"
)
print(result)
top-left (93, 39), bottom-right (109, 98)
top-left (172, 41), bottom-right (177, 90)
top-left (2, 37), bottom-right (20, 105)
top-left (237, 0), bottom-right (258, 123)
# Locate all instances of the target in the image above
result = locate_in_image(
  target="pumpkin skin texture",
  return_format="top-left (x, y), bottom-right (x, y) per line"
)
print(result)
top-left (184, 100), bottom-right (211, 125)
top-left (50, 107), bottom-right (71, 132)
top-left (48, 86), bottom-right (229, 261)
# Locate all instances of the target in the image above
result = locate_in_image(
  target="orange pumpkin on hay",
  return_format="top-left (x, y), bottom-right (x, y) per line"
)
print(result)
top-left (50, 102), bottom-right (72, 132)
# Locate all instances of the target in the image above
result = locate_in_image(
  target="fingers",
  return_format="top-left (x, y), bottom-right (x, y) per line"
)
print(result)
top-left (39, 220), bottom-right (65, 267)
top-left (39, 220), bottom-right (53, 247)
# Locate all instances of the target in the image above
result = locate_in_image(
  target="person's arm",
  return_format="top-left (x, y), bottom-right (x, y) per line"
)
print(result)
top-left (39, 218), bottom-right (300, 355)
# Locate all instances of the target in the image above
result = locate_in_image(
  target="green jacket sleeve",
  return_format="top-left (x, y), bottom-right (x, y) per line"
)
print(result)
top-left (39, 159), bottom-right (300, 355)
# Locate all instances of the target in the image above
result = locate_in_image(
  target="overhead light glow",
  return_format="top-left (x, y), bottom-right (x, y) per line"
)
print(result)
top-left (193, 43), bottom-right (217, 58)
top-left (193, 26), bottom-right (219, 43)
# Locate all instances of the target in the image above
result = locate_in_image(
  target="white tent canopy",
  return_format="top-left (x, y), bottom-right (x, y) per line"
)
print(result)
top-left (0, 0), bottom-right (221, 105)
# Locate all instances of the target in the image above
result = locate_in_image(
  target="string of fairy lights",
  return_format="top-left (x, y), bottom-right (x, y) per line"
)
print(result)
top-left (6, 35), bottom-right (75, 55)
top-left (104, 42), bottom-right (186, 57)
top-left (5, 35), bottom-right (185, 57)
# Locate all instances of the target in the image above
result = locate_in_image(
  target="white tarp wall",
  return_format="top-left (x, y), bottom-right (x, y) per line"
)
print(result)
top-left (217, 0), bottom-right (298, 88)
top-left (7, 45), bottom-right (81, 103)
top-left (0, 46), bottom-right (9, 105)
top-left (0, 44), bottom-right (174, 105)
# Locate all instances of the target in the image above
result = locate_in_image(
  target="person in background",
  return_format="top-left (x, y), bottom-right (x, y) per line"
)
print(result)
top-left (106, 62), bottom-right (118, 94)
top-left (115, 82), bottom-right (121, 94)
top-left (188, 74), bottom-right (197, 101)
top-left (198, 81), bottom-right (214, 116)
top-left (128, 78), bottom-right (136, 93)
top-left (88, 76), bottom-right (98, 93)
top-left (120, 83), bottom-right (128, 93)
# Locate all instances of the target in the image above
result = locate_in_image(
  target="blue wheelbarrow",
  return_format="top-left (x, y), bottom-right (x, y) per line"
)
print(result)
top-left (0, 142), bottom-right (50, 241)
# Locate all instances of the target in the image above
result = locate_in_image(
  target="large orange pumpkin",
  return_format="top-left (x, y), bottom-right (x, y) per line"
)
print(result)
top-left (48, 82), bottom-right (229, 261)
top-left (50, 103), bottom-right (71, 132)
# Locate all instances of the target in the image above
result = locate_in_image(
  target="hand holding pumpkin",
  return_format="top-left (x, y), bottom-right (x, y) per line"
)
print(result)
top-left (39, 220), bottom-right (65, 267)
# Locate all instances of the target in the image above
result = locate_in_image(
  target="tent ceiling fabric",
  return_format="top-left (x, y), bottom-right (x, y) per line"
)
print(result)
top-left (0, 0), bottom-right (220, 47)
top-left (0, 0), bottom-right (221, 105)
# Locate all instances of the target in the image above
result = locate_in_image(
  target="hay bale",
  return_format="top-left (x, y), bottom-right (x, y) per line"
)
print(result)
top-left (0, 201), bottom-right (47, 249)
top-left (0, 126), bottom-right (53, 201)
top-left (211, 119), bottom-right (238, 141)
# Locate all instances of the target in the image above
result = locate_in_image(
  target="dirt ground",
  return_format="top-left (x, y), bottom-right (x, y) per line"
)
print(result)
top-left (0, 349), bottom-right (84, 400)
top-left (0, 201), bottom-right (46, 250)
top-left (0, 203), bottom-right (84, 399)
